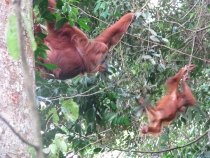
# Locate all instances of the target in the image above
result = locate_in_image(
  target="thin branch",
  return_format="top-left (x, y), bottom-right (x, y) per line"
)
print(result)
top-left (67, 4), bottom-right (209, 63)
top-left (44, 107), bottom-right (61, 132)
top-left (47, 86), bottom-right (113, 101)
top-left (189, 0), bottom-right (204, 65)
top-left (48, 83), bottom-right (100, 100)
top-left (180, 0), bottom-right (199, 20)
top-left (0, 115), bottom-right (39, 149)
top-left (196, 25), bottom-right (210, 32)
top-left (104, 129), bottom-right (210, 153)
top-left (75, 138), bottom-right (104, 155)
top-left (70, 4), bottom-right (109, 25)
top-left (127, 33), bottom-right (210, 62)
top-left (138, 0), bottom-right (150, 12)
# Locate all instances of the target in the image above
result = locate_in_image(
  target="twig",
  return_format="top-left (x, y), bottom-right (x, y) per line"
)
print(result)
top-left (104, 129), bottom-right (210, 153)
top-left (68, 4), bottom-right (209, 63)
top-left (47, 86), bottom-right (113, 101)
top-left (180, 0), bottom-right (199, 20)
top-left (70, 4), bottom-right (109, 25)
top-left (127, 33), bottom-right (209, 62)
top-left (75, 138), bottom-right (104, 155)
top-left (189, 0), bottom-right (204, 65)
top-left (137, 0), bottom-right (150, 12)
top-left (48, 83), bottom-right (100, 100)
top-left (44, 107), bottom-right (61, 132)
top-left (0, 115), bottom-right (39, 149)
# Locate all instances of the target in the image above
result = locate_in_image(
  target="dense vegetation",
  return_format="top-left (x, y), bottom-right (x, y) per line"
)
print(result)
top-left (34, 0), bottom-right (210, 157)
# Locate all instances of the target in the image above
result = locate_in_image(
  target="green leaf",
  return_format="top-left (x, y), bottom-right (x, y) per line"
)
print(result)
top-left (69, 0), bottom-right (80, 4)
top-left (49, 144), bottom-right (57, 155)
top-left (42, 10), bottom-right (56, 22)
top-left (150, 35), bottom-right (160, 42)
top-left (161, 133), bottom-right (169, 141)
top-left (33, 0), bottom-right (42, 5)
top-left (38, 43), bottom-right (50, 50)
top-left (117, 116), bottom-right (124, 125)
top-left (46, 108), bottom-right (59, 123)
top-left (106, 113), bottom-right (116, 121)
top-left (62, 99), bottom-right (79, 122)
top-left (94, 148), bottom-right (102, 153)
top-left (54, 137), bottom-right (61, 147)
top-left (100, 2), bottom-right (106, 10)
top-left (190, 13), bottom-right (195, 19)
top-left (72, 140), bottom-right (80, 149)
top-left (35, 72), bottom-right (47, 84)
top-left (161, 38), bottom-right (169, 43)
top-left (68, 19), bottom-right (75, 26)
top-left (86, 124), bottom-right (92, 136)
top-left (205, 151), bottom-right (210, 157)
top-left (42, 148), bottom-right (50, 154)
top-left (123, 115), bottom-right (130, 127)
top-left (56, 0), bottom-right (64, 9)
top-left (72, 7), bottom-right (79, 15)
top-left (68, 135), bottom-right (75, 142)
top-left (75, 123), bottom-right (81, 135)
top-left (60, 140), bottom-right (67, 152)
top-left (55, 17), bottom-right (68, 29)
top-left (62, 3), bottom-right (68, 13)
top-left (36, 32), bottom-right (47, 39)
top-left (142, 55), bottom-right (152, 59)
top-left (42, 63), bottom-right (57, 70)
top-left (157, 23), bottom-right (163, 28)
top-left (110, 101), bottom-right (117, 111)
top-left (86, 107), bottom-right (96, 122)
top-left (27, 147), bottom-right (36, 157)
top-left (34, 47), bottom-right (47, 58)
top-left (70, 8), bottom-right (78, 21)
top-left (100, 11), bottom-right (109, 19)
top-left (178, 141), bottom-right (185, 146)
top-left (6, 14), bottom-right (19, 60)
top-left (38, 0), bottom-right (48, 11)
top-left (148, 28), bottom-right (157, 36)
top-left (94, 3), bottom-right (101, 13)
top-left (52, 113), bottom-right (59, 123)
top-left (111, 117), bottom-right (117, 129)
top-left (77, 19), bottom-right (90, 31)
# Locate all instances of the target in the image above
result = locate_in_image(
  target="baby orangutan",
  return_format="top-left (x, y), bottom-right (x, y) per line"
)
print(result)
top-left (141, 64), bottom-right (196, 135)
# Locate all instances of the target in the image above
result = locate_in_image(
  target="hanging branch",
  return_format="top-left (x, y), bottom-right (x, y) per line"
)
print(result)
top-left (0, 115), bottom-right (39, 149)
top-left (104, 129), bottom-right (210, 154)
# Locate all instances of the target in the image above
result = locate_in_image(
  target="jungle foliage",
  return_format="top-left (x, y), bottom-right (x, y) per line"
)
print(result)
top-left (33, 0), bottom-right (210, 157)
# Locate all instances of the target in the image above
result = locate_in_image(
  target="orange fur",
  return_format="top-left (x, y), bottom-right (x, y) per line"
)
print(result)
top-left (141, 65), bottom-right (196, 135)
top-left (34, 0), bottom-right (135, 79)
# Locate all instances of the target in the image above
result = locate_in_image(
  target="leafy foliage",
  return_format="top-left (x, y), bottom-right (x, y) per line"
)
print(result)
top-left (6, 14), bottom-right (19, 60)
top-left (33, 0), bottom-right (210, 157)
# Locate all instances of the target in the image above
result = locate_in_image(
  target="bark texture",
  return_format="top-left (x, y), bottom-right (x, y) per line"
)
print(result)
top-left (0, 1), bottom-right (37, 157)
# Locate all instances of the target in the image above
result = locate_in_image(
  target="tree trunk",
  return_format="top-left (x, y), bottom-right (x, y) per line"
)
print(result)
top-left (0, 1), bottom-right (41, 157)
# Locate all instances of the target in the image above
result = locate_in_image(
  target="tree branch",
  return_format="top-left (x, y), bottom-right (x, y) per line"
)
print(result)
top-left (104, 129), bottom-right (210, 153)
top-left (0, 115), bottom-right (39, 149)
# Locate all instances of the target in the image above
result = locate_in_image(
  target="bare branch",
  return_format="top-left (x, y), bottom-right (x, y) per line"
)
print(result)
top-left (104, 129), bottom-right (210, 153)
top-left (0, 115), bottom-right (39, 149)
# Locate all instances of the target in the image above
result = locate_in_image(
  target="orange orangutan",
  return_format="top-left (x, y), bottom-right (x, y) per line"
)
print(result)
top-left (34, 0), bottom-right (136, 80)
top-left (140, 64), bottom-right (196, 135)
